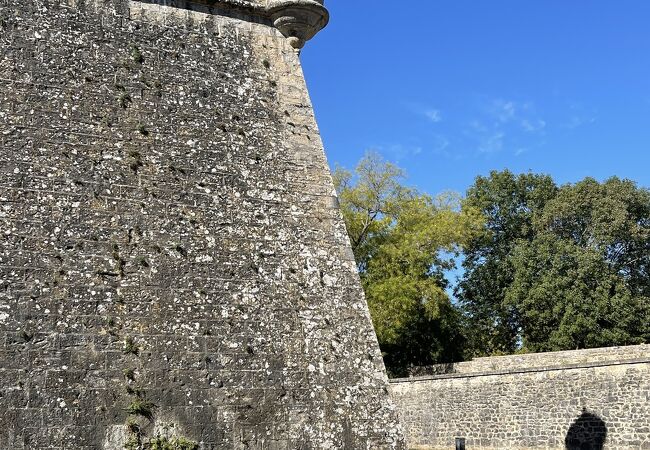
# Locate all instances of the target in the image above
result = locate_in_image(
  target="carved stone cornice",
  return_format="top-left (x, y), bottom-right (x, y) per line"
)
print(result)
top-left (169, 0), bottom-right (329, 49)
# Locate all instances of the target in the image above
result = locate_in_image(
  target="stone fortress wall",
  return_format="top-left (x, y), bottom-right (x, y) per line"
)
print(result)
top-left (2, 1), bottom-right (648, 449)
top-left (0, 0), bottom-right (404, 448)
top-left (389, 344), bottom-right (650, 450)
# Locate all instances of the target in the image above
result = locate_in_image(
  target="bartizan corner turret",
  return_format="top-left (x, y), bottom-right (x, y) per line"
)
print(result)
top-left (266, 0), bottom-right (329, 49)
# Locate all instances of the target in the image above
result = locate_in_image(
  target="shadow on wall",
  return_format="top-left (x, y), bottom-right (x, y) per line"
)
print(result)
top-left (565, 409), bottom-right (608, 450)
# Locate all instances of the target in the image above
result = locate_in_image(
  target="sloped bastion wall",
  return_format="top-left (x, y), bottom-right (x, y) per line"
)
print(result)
top-left (389, 344), bottom-right (650, 450)
top-left (0, 0), bottom-right (405, 448)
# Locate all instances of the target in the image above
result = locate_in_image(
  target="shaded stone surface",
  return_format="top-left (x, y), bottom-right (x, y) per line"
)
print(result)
top-left (0, 0), bottom-right (404, 448)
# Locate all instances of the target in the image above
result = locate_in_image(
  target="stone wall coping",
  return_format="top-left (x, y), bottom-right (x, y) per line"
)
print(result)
top-left (390, 357), bottom-right (650, 384)
top-left (403, 343), bottom-right (650, 378)
top-left (136, 0), bottom-right (328, 48)
top-left (470, 343), bottom-right (650, 363)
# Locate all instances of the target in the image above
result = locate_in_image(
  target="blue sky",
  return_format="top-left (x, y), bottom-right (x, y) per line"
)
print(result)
top-left (301, 1), bottom-right (650, 195)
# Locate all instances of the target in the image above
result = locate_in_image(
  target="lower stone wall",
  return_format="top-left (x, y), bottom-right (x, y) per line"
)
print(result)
top-left (389, 345), bottom-right (650, 449)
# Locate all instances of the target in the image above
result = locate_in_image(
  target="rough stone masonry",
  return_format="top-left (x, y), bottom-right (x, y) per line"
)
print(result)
top-left (0, 0), bottom-right (405, 448)
top-left (390, 344), bottom-right (650, 450)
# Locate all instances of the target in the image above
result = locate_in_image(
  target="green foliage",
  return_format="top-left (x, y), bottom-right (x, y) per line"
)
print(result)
top-left (137, 124), bottom-right (149, 136)
top-left (130, 44), bottom-right (144, 64)
top-left (117, 92), bottom-right (132, 109)
top-left (505, 177), bottom-right (650, 351)
top-left (125, 398), bottom-right (155, 420)
top-left (125, 419), bottom-right (141, 434)
top-left (333, 153), bottom-right (412, 271)
top-left (126, 386), bottom-right (144, 398)
top-left (19, 330), bottom-right (33, 342)
top-left (148, 436), bottom-right (199, 450)
top-left (124, 434), bottom-right (141, 450)
top-left (456, 170), bottom-right (558, 356)
top-left (129, 150), bottom-right (144, 173)
top-left (334, 152), bottom-right (483, 375)
top-left (458, 171), bottom-right (649, 355)
top-left (123, 337), bottom-right (139, 355)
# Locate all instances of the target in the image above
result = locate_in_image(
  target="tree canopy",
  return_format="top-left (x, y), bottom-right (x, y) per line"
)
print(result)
top-left (335, 157), bottom-right (649, 374)
top-left (333, 152), bottom-right (483, 375)
top-left (456, 170), bottom-right (558, 356)
top-left (505, 177), bottom-right (650, 351)
top-left (458, 171), bottom-right (650, 356)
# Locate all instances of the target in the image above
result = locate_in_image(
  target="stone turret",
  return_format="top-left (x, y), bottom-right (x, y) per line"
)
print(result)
top-left (0, 0), bottom-right (404, 448)
top-left (266, 0), bottom-right (329, 49)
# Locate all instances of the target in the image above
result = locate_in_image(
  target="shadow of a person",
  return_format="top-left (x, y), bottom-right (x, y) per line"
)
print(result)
top-left (565, 408), bottom-right (608, 450)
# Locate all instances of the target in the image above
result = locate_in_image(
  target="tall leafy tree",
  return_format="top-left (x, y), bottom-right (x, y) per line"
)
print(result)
top-left (334, 153), bottom-right (483, 376)
top-left (456, 170), bottom-right (558, 356)
top-left (505, 177), bottom-right (650, 351)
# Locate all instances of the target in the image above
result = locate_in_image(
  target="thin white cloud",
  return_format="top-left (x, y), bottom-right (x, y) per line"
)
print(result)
top-left (564, 116), bottom-right (597, 129)
top-left (369, 144), bottom-right (423, 161)
top-left (563, 102), bottom-right (598, 129)
top-left (425, 109), bottom-right (442, 123)
top-left (469, 120), bottom-right (488, 133)
top-left (429, 135), bottom-right (466, 161)
top-left (478, 131), bottom-right (505, 153)
top-left (432, 134), bottom-right (450, 153)
top-left (465, 98), bottom-right (547, 156)
top-left (521, 119), bottom-right (546, 132)
top-left (492, 99), bottom-right (517, 123)
top-left (488, 99), bottom-right (546, 134)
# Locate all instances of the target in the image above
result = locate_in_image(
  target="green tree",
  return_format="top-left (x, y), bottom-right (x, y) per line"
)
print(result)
top-left (505, 177), bottom-right (650, 351)
top-left (456, 170), bottom-right (558, 356)
top-left (334, 152), bottom-right (483, 376)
